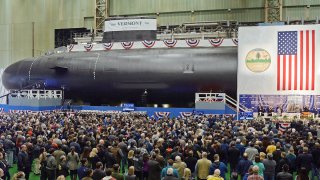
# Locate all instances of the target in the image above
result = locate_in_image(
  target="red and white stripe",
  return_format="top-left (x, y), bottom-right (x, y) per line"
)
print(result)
top-left (277, 30), bottom-right (315, 91)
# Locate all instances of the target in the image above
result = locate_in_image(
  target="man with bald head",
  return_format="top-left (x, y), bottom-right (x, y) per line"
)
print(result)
top-left (18, 144), bottom-right (31, 180)
top-left (195, 152), bottom-right (212, 180)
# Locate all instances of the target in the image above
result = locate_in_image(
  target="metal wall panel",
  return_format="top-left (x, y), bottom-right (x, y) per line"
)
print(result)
top-left (109, 0), bottom-right (265, 15)
top-left (283, 6), bottom-right (320, 20)
top-left (0, 0), bottom-right (95, 68)
top-left (283, 0), bottom-right (320, 6)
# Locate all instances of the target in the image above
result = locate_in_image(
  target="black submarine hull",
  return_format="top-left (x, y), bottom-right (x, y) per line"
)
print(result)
top-left (2, 47), bottom-right (237, 106)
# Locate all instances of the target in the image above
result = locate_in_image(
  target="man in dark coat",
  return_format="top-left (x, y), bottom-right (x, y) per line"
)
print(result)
top-left (17, 145), bottom-right (31, 180)
top-left (296, 147), bottom-right (313, 173)
top-left (311, 143), bottom-right (320, 180)
top-left (184, 151), bottom-right (197, 175)
top-left (237, 153), bottom-right (253, 179)
top-left (228, 142), bottom-right (240, 173)
top-left (276, 164), bottom-right (293, 180)
top-left (92, 162), bottom-right (106, 180)
top-left (147, 154), bottom-right (162, 180)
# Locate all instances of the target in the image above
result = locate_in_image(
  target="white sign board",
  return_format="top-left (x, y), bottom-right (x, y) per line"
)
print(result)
top-left (238, 24), bottom-right (320, 96)
top-left (104, 19), bottom-right (157, 32)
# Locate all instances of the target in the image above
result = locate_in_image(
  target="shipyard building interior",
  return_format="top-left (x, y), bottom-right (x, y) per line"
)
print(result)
top-left (1, 1), bottom-right (320, 180)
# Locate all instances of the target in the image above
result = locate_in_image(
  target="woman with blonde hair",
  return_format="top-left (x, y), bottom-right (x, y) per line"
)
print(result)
top-left (88, 148), bottom-right (100, 169)
top-left (125, 166), bottom-right (136, 180)
top-left (259, 152), bottom-right (266, 161)
top-left (182, 168), bottom-right (192, 180)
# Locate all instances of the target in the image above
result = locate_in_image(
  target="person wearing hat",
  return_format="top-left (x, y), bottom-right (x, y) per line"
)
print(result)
top-left (262, 153), bottom-right (276, 180)
top-left (247, 165), bottom-right (264, 180)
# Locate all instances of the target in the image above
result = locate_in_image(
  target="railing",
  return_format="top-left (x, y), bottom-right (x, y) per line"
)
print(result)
top-left (9, 89), bottom-right (62, 99)
top-left (225, 94), bottom-right (248, 112)
top-left (195, 93), bottom-right (226, 103)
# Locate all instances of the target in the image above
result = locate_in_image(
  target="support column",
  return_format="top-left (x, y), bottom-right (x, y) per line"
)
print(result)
top-left (94, 0), bottom-right (108, 35)
top-left (265, 0), bottom-right (282, 22)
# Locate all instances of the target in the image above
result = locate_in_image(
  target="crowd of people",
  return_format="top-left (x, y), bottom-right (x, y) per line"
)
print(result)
top-left (0, 110), bottom-right (319, 180)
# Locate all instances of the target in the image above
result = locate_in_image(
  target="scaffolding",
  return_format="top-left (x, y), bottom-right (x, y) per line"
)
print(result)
top-left (265, 0), bottom-right (282, 22)
top-left (94, 0), bottom-right (108, 34)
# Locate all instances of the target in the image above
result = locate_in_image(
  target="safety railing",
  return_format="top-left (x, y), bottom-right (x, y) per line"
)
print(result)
top-left (9, 89), bottom-right (62, 99)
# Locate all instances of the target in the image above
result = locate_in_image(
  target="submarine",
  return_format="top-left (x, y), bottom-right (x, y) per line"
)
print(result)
top-left (2, 45), bottom-right (237, 106)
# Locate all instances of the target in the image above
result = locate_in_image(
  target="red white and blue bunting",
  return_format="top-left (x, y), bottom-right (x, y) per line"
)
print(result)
top-left (103, 43), bottom-right (113, 50)
top-left (186, 39), bottom-right (200, 47)
top-left (68, 44), bottom-right (74, 52)
top-left (155, 112), bottom-right (170, 118)
top-left (84, 44), bottom-right (93, 51)
top-left (67, 39), bottom-right (237, 52)
top-left (279, 123), bottom-right (291, 132)
top-left (179, 112), bottom-right (193, 118)
top-left (163, 40), bottom-right (177, 48)
top-left (209, 38), bottom-right (224, 47)
top-left (9, 110), bottom-right (31, 113)
top-left (121, 42), bottom-right (134, 49)
top-left (232, 38), bottom-right (238, 46)
top-left (142, 40), bottom-right (156, 48)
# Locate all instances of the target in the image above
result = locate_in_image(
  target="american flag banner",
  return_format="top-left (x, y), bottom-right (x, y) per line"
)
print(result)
top-left (238, 25), bottom-right (320, 97)
top-left (277, 30), bottom-right (315, 91)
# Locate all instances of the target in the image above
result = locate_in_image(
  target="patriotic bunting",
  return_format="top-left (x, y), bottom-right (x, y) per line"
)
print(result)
top-left (155, 112), bottom-right (170, 118)
top-left (84, 44), bottom-right (93, 52)
top-left (186, 39), bottom-right (200, 47)
top-left (209, 38), bottom-right (224, 47)
top-left (103, 43), bottom-right (113, 50)
top-left (121, 42), bottom-right (134, 49)
top-left (279, 123), bottom-right (291, 132)
top-left (232, 38), bottom-right (238, 46)
top-left (163, 40), bottom-right (177, 48)
top-left (179, 112), bottom-right (193, 118)
top-left (142, 40), bottom-right (156, 48)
